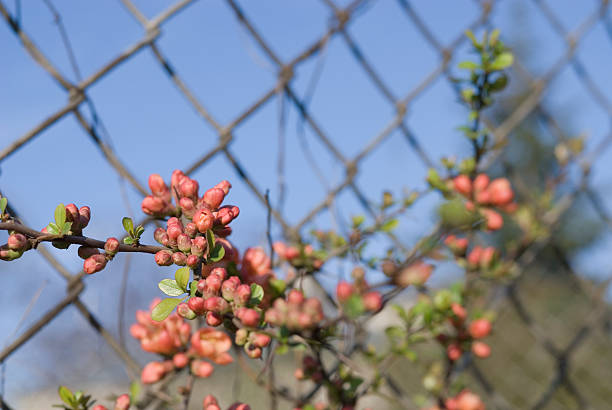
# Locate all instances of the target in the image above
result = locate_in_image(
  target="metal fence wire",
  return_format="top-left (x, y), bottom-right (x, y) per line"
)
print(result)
top-left (1, 0), bottom-right (612, 409)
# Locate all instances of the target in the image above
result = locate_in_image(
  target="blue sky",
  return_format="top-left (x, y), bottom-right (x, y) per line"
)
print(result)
top-left (0, 0), bottom-right (611, 403)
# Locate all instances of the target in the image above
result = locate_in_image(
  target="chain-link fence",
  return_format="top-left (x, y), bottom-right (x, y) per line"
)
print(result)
top-left (1, 0), bottom-right (611, 408)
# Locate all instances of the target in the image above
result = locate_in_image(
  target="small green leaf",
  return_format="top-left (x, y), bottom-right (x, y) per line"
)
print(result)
top-left (209, 243), bottom-right (225, 262)
top-left (123, 237), bottom-right (134, 245)
top-left (489, 29), bottom-right (500, 46)
top-left (62, 221), bottom-right (72, 235)
top-left (122, 217), bottom-right (134, 234)
top-left (458, 61), bottom-right (478, 70)
top-left (249, 283), bottom-right (264, 306)
top-left (54, 204), bottom-right (66, 229)
top-left (206, 229), bottom-right (215, 251)
top-left (352, 215), bottom-right (365, 228)
top-left (465, 30), bottom-right (479, 48)
top-left (135, 225), bottom-right (145, 238)
top-left (158, 279), bottom-right (185, 297)
top-left (175, 267), bottom-right (190, 292)
top-left (269, 278), bottom-right (286, 296)
top-left (275, 344), bottom-right (289, 355)
top-left (58, 386), bottom-right (74, 406)
top-left (490, 52), bottom-right (513, 70)
top-left (380, 219), bottom-right (399, 232)
top-left (489, 74), bottom-right (508, 92)
top-left (0, 197), bottom-right (7, 214)
top-left (190, 280), bottom-right (198, 297)
top-left (151, 298), bottom-right (184, 321)
top-left (343, 294), bottom-right (365, 319)
top-left (46, 223), bottom-right (60, 235)
top-left (129, 380), bottom-right (141, 402)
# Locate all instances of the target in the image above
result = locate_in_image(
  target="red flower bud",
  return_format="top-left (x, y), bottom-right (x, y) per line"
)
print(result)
top-left (176, 234), bottom-right (192, 253)
top-left (155, 250), bottom-right (173, 266)
top-left (210, 267), bottom-right (227, 281)
top-left (172, 252), bottom-right (187, 266)
top-left (83, 254), bottom-right (107, 274)
top-left (252, 333), bottom-right (271, 348)
top-left (191, 360), bottom-right (214, 378)
top-left (453, 175), bottom-right (472, 196)
top-left (395, 261), bottom-right (433, 287)
top-left (141, 361), bottom-right (166, 384)
top-left (206, 311), bottom-right (223, 327)
top-left (7, 233), bottom-right (27, 251)
top-left (469, 319), bottom-right (492, 339)
top-left (149, 174), bottom-right (170, 200)
top-left (191, 236), bottom-right (206, 257)
top-left (141, 196), bottom-right (166, 215)
top-left (447, 343), bottom-right (462, 361)
top-left (188, 297), bottom-right (206, 315)
top-left (238, 308), bottom-right (260, 327)
top-left (179, 197), bottom-right (196, 218)
top-left (363, 291), bottom-right (383, 312)
top-left (221, 277), bottom-right (240, 301)
top-left (179, 178), bottom-right (199, 199)
top-left (173, 353), bottom-right (189, 368)
top-left (204, 296), bottom-right (230, 314)
top-left (473, 174), bottom-right (490, 192)
top-left (483, 209), bottom-right (503, 231)
top-left (203, 395), bottom-right (219, 407)
top-left (287, 289), bottom-right (305, 305)
top-left (177, 302), bottom-right (197, 320)
top-left (472, 341), bottom-right (491, 358)
top-left (245, 343), bottom-right (262, 359)
top-left (214, 180), bottom-right (232, 195)
top-left (186, 254), bottom-right (200, 269)
top-left (153, 228), bottom-right (168, 246)
top-left (185, 223), bottom-right (197, 238)
top-left (336, 281), bottom-right (353, 302)
top-left (488, 178), bottom-right (514, 206)
top-left (202, 187), bottom-right (226, 210)
top-left (451, 303), bottom-right (467, 321)
top-left (65, 203), bottom-right (79, 226)
top-left (79, 206), bottom-right (91, 228)
top-left (114, 394), bottom-right (130, 410)
top-left (167, 223), bottom-right (183, 241)
top-left (104, 237), bottom-right (120, 255)
top-left (215, 206), bottom-right (240, 226)
top-left (235, 284), bottom-right (251, 306)
top-left (193, 208), bottom-right (214, 233)
top-left (467, 246), bottom-right (482, 268)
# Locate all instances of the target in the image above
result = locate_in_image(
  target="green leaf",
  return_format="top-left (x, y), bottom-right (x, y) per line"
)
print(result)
top-left (62, 221), bottom-right (72, 235)
top-left (465, 30), bottom-right (479, 48)
top-left (122, 217), bottom-right (134, 234)
top-left (209, 243), bottom-right (225, 262)
top-left (134, 225), bottom-right (145, 238)
top-left (489, 28), bottom-right (500, 46)
top-left (0, 197), bottom-right (7, 214)
top-left (58, 386), bottom-right (74, 406)
top-left (46, 223), bottom-right (60, 235)
top-left (489, 74), bottom-right (508, 92)
top-left (158, 279), bottom-right (185, 297)
top-left (490, 52), bottom-right (513, 70)
top-left (380, 219), bottom-right (399, 232)
top-left (206, 229), bottom-right (215, 252)
top-left (275, 344), bottom-right (289, 355)
top-left (123, 237), bottom-right (134, 245)
top-left (249, 283), bottom-right (264, 306)
top-left (270, 278), bottom-right (286, 295)
top-left (458, 61), bottom-right (478, 70)
top-left (54, 204), bottom-right (66, 229)
top-left (175, 267), bottom-right (190, 292)
top-left (151, 298), bottom-right (184, 321)
top-left (190, 280), bottom-right (198, 297)
top-left (129, 380), bottom-right (141, 402)
top-left (343, 294), bottom-right (365, 319)
top-left (352, 215), bottom-right (365, 228)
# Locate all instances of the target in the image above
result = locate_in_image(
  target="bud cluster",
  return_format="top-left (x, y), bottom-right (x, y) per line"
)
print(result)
top-left (234, 328), bottom-right (271, 359)
top-left (440, 303), bottom-right (493, 362)
top-left (79, 237), bottom-right (120, 274)
top-left (336, 276), bottom-right (383, 314)
top-left (443, 389), bottom-right (485, 410)
top-left (452, 174), bottom-right (516, 231)
top-left (273, 241), bottom-right (324, 271)
top-left (92, 394), bottom-right (130, 410)
top-left (264, 289), bottom-right (325, 331)
top-left (203, 395), bottom-right (251, 410)
top-left (0, 232), bottom-right (29, 261)
top-left (383, 260), bottom-right (435, 288)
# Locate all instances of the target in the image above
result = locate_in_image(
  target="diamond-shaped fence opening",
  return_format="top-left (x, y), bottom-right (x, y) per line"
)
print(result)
top-left (1, 0), bottom-right (611, 408)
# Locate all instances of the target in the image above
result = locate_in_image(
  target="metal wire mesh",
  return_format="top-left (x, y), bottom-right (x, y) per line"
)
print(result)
top-left (0, 0), bottom-right (611, 408)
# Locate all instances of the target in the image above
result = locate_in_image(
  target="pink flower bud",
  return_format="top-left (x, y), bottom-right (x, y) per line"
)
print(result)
top-left (176, 234), bottom-right (191, 253)
top-left (65, 203), bottom-right (79, 226)
top-left (235, 284), bottom-right (251, 306)
top-left (483, 209), bottom-right (503, 231)
top-left (235, 328), bottom-right (249, 346)
top-left (210, 267), bottom-right (227, 281)
top-left (245, 343), bottom-right (262, 359)
top-left (473, 174), bottom-right (489, 192)
top-left (179, 178), bottom-right (199, 199)
top-left (186, 254), bottom-right (200, 269)
top-left (177, 302), bottom-right (197, 320)
top-left (363, 291), bottom-right (383, 312)
top-left (206, 311), bottom-right (223, 327)
top-left (206, 275), bottom-right (223, 294)
top-left (179, 197), bottom-right (196, 218)
top-left (488, 178), bottom-right (514, 206)
top-left (252, 333), bottom-right (271, 348)
top-left (92, 405), bottom-right (108, 410)
top-left (475, 190), bottom-right (490, 204)
top-left (188, 297), bottom-right (206, 315)
top-left (221, 277), bottom-right (240, 301)
top-left (104, 237), bottom-right (120, 255)
top-left (148, 174), bottom-right (170, 198)
top-left (444, 235), bottom-right (468, 255)
top-left (396, 261), bottom-right (433, 287)
top-left (167, 224), bottom-right (183, 241)
top-left (114, 394), bottom-right (130, 410)
top-left (287, 289), bottom-right (305, 305)
top-left (336, 281), bottom-right (353, 302)
top-left (191, 236), bottom-right (206, 257)
top-left (214, 180), bottom-right (232, 195)
top-left (153, 228), bottom-right (169, 246)
top-left (79, 206), bottom-right (91, 228)
top-left (447, 343), bottom-right (462, 361)
top-left (141, 196), bottom-right (166, 215)
top-left (83, 254), bottom-right (107, 274)
top-left (7, 233), bottom-right (27, 251)
top-left (469, 319), bottom-right (492, 339)
top-left (172, 252), bottom-right (187, 266)
top-left (185, 223), bottom-right (197, 238)
top-left (191, 360), bottom-right (214, 378)
top-left (479, 246), bottom-right (496, 269)
top-left (193, 208), bottom-right (214, 233)
top-left (202, 188), bottom-right (226, 210)
top-left (204, 296), bottom-right (230, 314)
top-left (155, 250), bottom-right (173, 266)
top-left (467, 246), bottom-right (482, 268)
top-left (451, 303), bottom-right (467, 321)
top-left (77, 245), bottom-right (100, 259)
top-left (472, 341), bottom-right (491, 358)
top-left (238, 308), bottom-right (260, 327)
top-left (453, 175), bottom-right (472, 196)
top-left (215, 206), bottom-right (240, 226)
top-left (141, 361), bottom-right (166, 384)
top-left (172, 353), bottom-right (189, 368)
top-left (203, 395), bottom-right (219, 407)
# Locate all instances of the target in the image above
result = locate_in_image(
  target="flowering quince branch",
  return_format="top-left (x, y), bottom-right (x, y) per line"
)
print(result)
top-left (5, 29), bottom-right (580, 410)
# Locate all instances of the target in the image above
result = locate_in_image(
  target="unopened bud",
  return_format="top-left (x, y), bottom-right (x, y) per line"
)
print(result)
top-left (104, 237), bottom-right (120, 255)
top-left (188, 297), bottom-right (206, 315)
top-left (83, 254), bottom-right (107, 274)
top-left (141, 361), bottom-right (166, 384)
top-left (205, 311), bottom-right (223, 327)
top-left (172, 353), bottom-right (189, 368)
top-left (7, 233), bottom-right (28, 251)
top-left (172, 252), bottom-right (187, 266)
top-left (177, 302), bottom-right (197, 320)
top-left (363, 291), bottom-right (383, 312)
top-left (114, 394), bottom-right (130, 410)
top-left (202, 187), bottom-right (226, 210)
top-left (154, 250), bottom-right (173, 266)
top-left (193, 208), bottom-right (214, 233)
top-left (186, 254), bottom-right (200, 268)
top-left (336, 281), bottom-right (353, 302)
